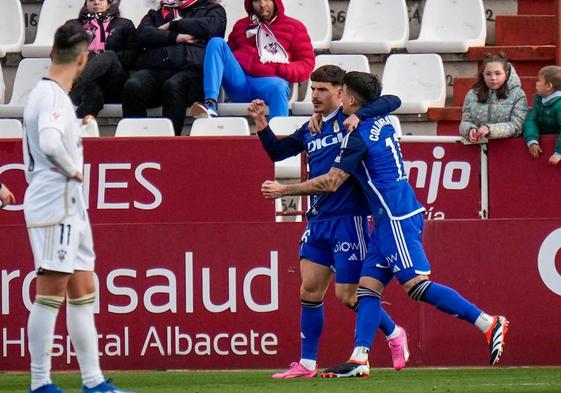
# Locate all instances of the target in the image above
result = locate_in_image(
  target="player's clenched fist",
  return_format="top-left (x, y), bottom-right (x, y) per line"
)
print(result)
top-left (261, 180), bottom-right (285, 199)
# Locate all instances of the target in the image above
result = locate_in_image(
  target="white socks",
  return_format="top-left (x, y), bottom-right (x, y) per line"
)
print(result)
top-left (67, 294), bottom-right (104, 388)
top-left (350, 346), bottom-right (369, 362)
top-left (299, 359), bottom-right (316, 370)
top-left (385, 326), bottom-right (401, 340)
top-left (474, 312), bottom-right (494, 333)
top-left (28, 296), bottom-right (63, 390)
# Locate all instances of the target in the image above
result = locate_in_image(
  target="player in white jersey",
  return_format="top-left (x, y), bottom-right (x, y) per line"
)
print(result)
top-left (23, 23), bottom-right (131, 393)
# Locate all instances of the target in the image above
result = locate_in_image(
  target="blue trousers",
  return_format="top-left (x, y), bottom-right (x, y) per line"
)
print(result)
top-left (203, 37), bottom-right (290, 118)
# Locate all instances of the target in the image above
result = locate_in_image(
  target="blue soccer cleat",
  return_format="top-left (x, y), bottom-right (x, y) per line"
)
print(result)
top-left (29, 384), bottom-right (65, 393)
top-left (82, 379), bottom-right (134, 393)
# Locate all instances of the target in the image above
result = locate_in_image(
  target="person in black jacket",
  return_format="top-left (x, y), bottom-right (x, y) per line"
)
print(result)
top-left (66, 0), bottom-right (138, 119)
top-left (122, 0), bottom-right (226, 135)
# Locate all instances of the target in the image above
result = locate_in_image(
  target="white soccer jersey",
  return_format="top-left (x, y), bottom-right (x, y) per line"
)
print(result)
top-left (23, 78), bottom-right (86, 227)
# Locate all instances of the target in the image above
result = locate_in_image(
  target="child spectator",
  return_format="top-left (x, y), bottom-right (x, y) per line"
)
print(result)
top-left (66, 0), bottom-right (138, 119)
top-left (523, 65), bottom-right (561, 165)
top-left (460, 53), bottom-right (528, 143)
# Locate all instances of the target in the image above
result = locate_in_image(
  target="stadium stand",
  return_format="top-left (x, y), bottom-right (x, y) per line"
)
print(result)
top-left (115, 118), bottom-right (175, 137)
top-left (284, 0), bottom-right (332, 50)
top-left (220, 0), bottom-right (247, 39)
top-left (190, 117), bottom-right (251, 136)
top-left (381, 54), bottom-right (446, 114)
top-left (0, 58), bottom-right (50, 118)
top-left (118, 0), bottom-right (151, 27)
top-left (406, 0), bottom-right (487, 53)
top-left (329, 0), bottom-right (409, 54)
top-left (0, 119), bottom-right (23, 138)
top-left (216, 84), bottom-right (298, 117)
top-left (291, 54), bottom-right (370, 115)
top-left (0, 0), bottom-right (25, 58)
top-left (21, 0), bottom-right (83, 58)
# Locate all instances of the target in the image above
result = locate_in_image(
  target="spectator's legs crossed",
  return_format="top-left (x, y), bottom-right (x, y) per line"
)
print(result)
top-left (162, 69), bottom-right (204, 135)
top-left (75, 82), bottom-right (104, 119)
top-left (122, 69), bottom-right (164, 119)
top-left (250, 76), bottom-right (290, 119)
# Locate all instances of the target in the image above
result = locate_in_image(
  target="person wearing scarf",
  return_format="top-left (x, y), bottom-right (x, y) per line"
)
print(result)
top-left (121, 0), bottom-right (226, 135)
top-left (65, 0), bottom-right (138, 119)
top-left (190, 0), bottom-right (314, 120)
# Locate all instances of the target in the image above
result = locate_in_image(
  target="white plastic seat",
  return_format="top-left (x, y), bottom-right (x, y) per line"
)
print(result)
top-left (406, 0), bottom-right (486, 53)
top-left (216, 83), bottom-right (298, 117)
top-left (381, 54), bottom-right (445, 114)
top-left (190, 117), bottom-right (250, 136)
top-left (118, 0), bottom-right (151, 27)
top-left (0, 119), bottom-right (23, 138)
top-left (0, 58), bottom-right (51, 117)
top-left (284, 0), bottom-right (331, 50)
top-left (115, 118), bottom-right (175, 137)
top-left (292, 54), bottom-right (370, 115)
top-left (98, 105), bottom-right (172, 118)
top-left (0, 0), bottom-right (25, 58)
top-left (330, 0), bottom-right (408, 54)
top-left (22, 0), bottom-right (83, 58)
top-left (221, 0), bottom-right (247, 38)
top-left (268, 116), bottom-right (309, 179)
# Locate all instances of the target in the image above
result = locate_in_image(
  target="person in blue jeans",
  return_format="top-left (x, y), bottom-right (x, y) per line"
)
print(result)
top-left (191, 0), bottom-right (314, 119)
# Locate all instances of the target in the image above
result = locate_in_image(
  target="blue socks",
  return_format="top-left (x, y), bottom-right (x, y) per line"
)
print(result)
top-left (409, 280), bottom-right (482, 323)
top-left (378, 307), bottom-right (396, 337)
top-left (300, 300), bottom-right (324, 360)
top-left (354, 287), bottom-right (382, 348)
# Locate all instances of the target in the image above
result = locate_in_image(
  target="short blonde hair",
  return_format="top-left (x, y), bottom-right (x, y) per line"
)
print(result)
top-left (539, 65), bottom-right (561, 91)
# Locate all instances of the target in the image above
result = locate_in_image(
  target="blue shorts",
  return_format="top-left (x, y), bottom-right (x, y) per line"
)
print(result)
top-left (300, 215), bottom-right (369, 284)
top-left (361, 212), bottom-right (431, 286)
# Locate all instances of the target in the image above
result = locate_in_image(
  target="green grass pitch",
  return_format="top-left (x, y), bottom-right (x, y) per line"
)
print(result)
top-left (2, 368), bottom-right (561, 393)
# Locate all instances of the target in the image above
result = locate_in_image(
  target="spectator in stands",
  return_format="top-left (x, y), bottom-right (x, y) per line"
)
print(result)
top-left (460, 53), bottom-right (528, 143)
top-left (190, 0), bottom-right (314, 119)
top-left (523, 65), bottom-right (561, 164)
top-left (122, 0), bottom-right (226, 135)
top-left (66, 0), bottom-right (138, 119)
top-left (0, 182), bottom-right (15, 207)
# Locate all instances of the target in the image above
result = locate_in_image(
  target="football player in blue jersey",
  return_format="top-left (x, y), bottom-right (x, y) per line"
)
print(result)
top-left (261, 71), bottom-right (509, 377)
top-left (249, 65), bottom-right (409, 379)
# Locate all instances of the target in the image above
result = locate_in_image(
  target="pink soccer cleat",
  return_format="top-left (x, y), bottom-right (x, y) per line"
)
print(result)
top-left (272, 362), bottom-right (317, 379)
top-left (388, 326), bottom-right (410, 371)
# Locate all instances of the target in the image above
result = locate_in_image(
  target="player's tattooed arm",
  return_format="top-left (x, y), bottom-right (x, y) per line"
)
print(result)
top-left (261, 167), bottom-right (350, 198)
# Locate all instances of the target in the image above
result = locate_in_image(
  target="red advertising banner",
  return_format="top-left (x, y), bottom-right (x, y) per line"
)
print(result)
top-left (0, 138), bottom-right (275, 225)
top-left (489, 135), bottom-right (561, 218)
top-left (1, 219), bottom-right (561, 370)
top-left (0, 137), bottom-right (482, 224)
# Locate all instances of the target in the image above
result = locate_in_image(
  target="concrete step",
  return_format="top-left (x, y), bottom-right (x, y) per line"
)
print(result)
top-left (517, 0), bottom-right (554, 15)
top-left (495, 15), bottom-right (555, 45)
top-left (452, 76), bottom-right (537, 106)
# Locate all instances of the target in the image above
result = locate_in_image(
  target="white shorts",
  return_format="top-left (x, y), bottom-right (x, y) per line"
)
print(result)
top-left (27, 212), bottom-right (95, 273)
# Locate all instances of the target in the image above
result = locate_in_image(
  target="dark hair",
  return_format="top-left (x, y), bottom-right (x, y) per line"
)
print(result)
top-left (310, 65), bottom-right (346, 86)
top-left (51, 24), bottom-right (90, 64)
top-left (539, 65), bottom-right (561, 91)
top-left (343, 71), bottom-right (381, 105)
top-left (472, 52), bottom-right (510, 102)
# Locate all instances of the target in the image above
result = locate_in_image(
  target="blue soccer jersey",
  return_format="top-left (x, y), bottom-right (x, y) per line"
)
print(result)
top-left (333, 114), bottom-right (425, 220)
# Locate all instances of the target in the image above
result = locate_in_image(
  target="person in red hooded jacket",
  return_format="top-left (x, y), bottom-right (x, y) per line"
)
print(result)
top-left (191, 0), bottom-right (314, 119)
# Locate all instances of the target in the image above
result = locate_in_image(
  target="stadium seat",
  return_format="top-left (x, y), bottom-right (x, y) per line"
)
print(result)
top-left (284, 0), bottom-right (332, 50)
top-left (0, 64), bottom-right (5, 104)
top-left (268, 116), bottom-right (309, 179)
top-left (0, 58), bottom-right (51, 117)
top-left (22, 0), bottom-right (83, 58)
top-left (221, 0), bottom-right (247, 38)
top-left (115, 118), bottom-right (175, 137)
top-left (98, 105), bottom-right (173, 118)
top-left (190, 117), bottom-right (251, 136)
top-left (118, 0), bottom-right (151, 27)
top-left (330, 0), bottom-right (408, 54)
top-left (0, 119), bottom-right (23, 138)
top-left (381, 54), bottom-right (446, 114)
top-left (406, 0), bottom-right (486, 53)
top-left (0, 0), bottom-right (25, 58)
top-left (291, 54), bottom-right (370, 115)
top-left (216, 83), bottom-right (298, 117)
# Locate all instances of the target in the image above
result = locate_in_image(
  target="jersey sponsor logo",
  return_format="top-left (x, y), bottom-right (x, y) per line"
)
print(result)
top-left (307, 132), bottom-right (344, 153)
top-left (369, 116), bottom-right (392, 142)
top-left (334, 241), bottom-right (360, 253)
top-left (348, 254), bottom-right (358, 261)
top-left (392, 264), bottom-right (401, 273)
top-left (52, 112), bottom-right (61, 120)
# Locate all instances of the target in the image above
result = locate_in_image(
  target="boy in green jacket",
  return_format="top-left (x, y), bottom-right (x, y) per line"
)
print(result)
top-left (523, 65), bottom-right (561, 164)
